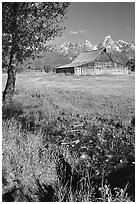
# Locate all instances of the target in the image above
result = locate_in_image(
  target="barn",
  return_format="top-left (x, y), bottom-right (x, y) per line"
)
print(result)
top-left (55, 48), bottom-right (129, 75)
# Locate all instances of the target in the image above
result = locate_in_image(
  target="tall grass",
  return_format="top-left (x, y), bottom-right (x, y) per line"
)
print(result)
top-left (2, 73), bottom-right (135, 201)
top-left (2, 109), bottom-right (134, 201)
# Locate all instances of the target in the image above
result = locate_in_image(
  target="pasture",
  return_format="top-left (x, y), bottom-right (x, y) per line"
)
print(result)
top-left (2, 72), bottom-right (135, 123)
top-left (2, 71), bottom-right (135, 202)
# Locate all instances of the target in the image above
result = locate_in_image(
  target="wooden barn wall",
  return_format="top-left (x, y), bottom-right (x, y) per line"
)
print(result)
top-left (56, 67), bottom-right (74, 74)
top-left (74, 62), bottom-right (94, 75)
top-left (94, 61), bottom-right (113, 68)
top-left (75, 66), bottom-right (129, 76)
top-left (74, 67), bottom-right (82, 75)
top-left (101, 66), bottom-right (129, 75)
top-left (82, 67), bottom-right (96, 75)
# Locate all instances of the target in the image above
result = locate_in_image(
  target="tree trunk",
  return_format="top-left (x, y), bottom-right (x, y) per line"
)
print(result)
top-left (2, 3), bottom-right (22, 105)
top-left (3, 54), bottom-right (16, 104)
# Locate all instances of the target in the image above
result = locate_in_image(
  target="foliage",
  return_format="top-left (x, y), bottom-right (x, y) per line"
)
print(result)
top-left (2, 2), bottom-right (71, 67)
top-left (2, 2), bottom-right (71, 103)
top-left (44, 65), bottom-right (55, 73)
top-left (2, 33), bottom-right (11, 70)
top-left (126, 59), bottom-right (135, 72)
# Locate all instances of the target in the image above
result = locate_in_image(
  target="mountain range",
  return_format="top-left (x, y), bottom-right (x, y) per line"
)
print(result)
top-left (56, 35), bottom-right (135, 64)
top-left (25, 35), bottom-right (135, 71)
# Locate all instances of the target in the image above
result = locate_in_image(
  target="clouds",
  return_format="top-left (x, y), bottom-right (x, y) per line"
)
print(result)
top-left (79, 30), bottom-right (87, 33)
top-left (70, 31), bottom-right (78, 34)
top-left (69, 30), bottom-right (87, 35)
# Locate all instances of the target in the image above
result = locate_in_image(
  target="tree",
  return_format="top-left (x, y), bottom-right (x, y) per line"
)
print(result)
top-left (126, 59), bottom-right (135, 72)
top-left (2, 2), bottom-right (71, 103)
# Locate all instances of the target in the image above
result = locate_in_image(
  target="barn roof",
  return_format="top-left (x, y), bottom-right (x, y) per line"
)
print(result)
top-left (56, 48), bottom-right (106, 69)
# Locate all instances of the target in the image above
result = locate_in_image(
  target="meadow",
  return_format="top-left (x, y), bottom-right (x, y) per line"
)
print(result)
top-left (2, 71), bottom-right (135, 201)
top-left (2, 72), bottom-right (135, 121)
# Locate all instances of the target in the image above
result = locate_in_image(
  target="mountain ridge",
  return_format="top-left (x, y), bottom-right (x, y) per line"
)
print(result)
top-left (29, 51), bottom-right (71, 72)
top-left (56, 35), bottom-right (135, 62)
top-left (25, 36), bottom-right (135, 71)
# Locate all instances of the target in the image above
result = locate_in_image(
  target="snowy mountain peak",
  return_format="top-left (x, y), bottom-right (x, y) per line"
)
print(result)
top-left (82, 40), bottom-right (95, 50)
top-left (130, 42), bottom-right (135, 49)
top-left (103, 35), bottom-right (113, 42)
top-left (97, 35), bottom-right (120, 51)
top-left (115, 39), bottom-right (135, 50)
top-left (56, 35), bottom-right (135, 60)
top-left (103, 36), bottom-right (115, 47)
top-left (119, 39), bottom-right (129, 44)
top-left (84, 39), bottom-right (92, 45)
top-left (104, 35), bottom-right (112, 40)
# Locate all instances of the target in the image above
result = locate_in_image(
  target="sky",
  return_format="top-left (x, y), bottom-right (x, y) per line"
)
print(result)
top-left (52, 2), bottom-right (135, 46)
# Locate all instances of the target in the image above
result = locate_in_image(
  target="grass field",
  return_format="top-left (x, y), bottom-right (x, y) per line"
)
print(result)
top-left (2, 71), bottom-right (135, 201)
top-left (2, 72), bottom-right (135, 123)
